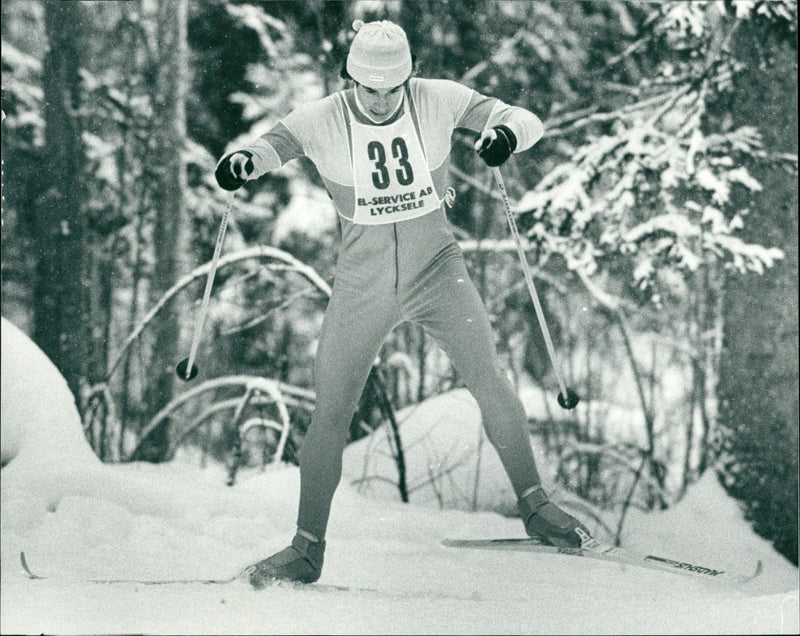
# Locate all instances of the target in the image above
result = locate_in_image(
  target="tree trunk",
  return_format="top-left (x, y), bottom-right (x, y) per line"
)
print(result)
top-left (371, 369), bottom-right (409, 503)
top-left (33, 1), bottom-right (90, 400)
top-left (716, 23), bottom-right (798, 565)
top-left (145, 0), bottom-right (190, 440)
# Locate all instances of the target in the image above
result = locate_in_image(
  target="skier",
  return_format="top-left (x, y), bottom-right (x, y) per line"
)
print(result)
top-left (215, 19), bottom-right (591, 588)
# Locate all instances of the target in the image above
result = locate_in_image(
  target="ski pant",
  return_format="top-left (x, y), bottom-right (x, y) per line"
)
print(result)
top-left (297, 242), bottom-right (541, 540)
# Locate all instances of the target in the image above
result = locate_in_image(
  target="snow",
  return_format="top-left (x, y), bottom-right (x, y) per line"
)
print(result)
top-left (0, 318), bottom-right (99, 469)
top-left (272, 175), bottom-right (338, 244)
top-left (1, 316), bottom-right (798, 635)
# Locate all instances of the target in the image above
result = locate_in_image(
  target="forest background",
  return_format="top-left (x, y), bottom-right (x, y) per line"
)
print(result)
top-left (1, 0), bottom-right (797, 566)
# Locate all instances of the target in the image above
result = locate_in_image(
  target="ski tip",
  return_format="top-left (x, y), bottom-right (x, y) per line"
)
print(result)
top-left (20, 551), bottom-right (47, 580)
top-left (20, 551), bottom-right (39, 579)
top-left (731, 559), bottom-right (762, 585)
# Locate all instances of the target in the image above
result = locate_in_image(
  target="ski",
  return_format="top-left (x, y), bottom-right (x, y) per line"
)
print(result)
top-left (441, 538), bottom-right (762, 585)
top-left (19, 551), bottom-right (367, 592)
top-left (21, 551), bottom-right (238, 586)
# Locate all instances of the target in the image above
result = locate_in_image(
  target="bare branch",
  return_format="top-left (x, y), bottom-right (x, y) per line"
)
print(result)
top-left (220, 288), bottom-right (320, 336)
top-left (127, 374), bottom-right (314, 460)
top-left (107, 245), bottom-right (332, 380)
top-left (448, 165), bottom-right (503, 202)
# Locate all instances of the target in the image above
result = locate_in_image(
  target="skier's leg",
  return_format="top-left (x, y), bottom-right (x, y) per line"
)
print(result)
top-left (403, 246), bottom-right (541, 497)
top-left (404, 246), bottom-right (590, 547)
top-left (245, 279), bottom-right (399, 588)
top-left (297, 285), bottom-right (398, 541)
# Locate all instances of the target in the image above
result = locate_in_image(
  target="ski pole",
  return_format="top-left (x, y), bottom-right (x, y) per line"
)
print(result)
top-left (176, 190), bottom-right (236, 381)
top-left (491, 166), bottom-right (579, 410)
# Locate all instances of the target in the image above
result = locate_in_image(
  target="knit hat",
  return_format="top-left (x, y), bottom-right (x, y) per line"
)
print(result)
top-left (346, 20), bottom-right (412, 89)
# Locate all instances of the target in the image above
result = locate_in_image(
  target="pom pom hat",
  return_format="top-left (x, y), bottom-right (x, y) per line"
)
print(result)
top-left (346, 19), bottom-right (412, 89)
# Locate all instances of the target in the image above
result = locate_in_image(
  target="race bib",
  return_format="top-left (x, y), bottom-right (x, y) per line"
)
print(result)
top-left (349, 108), bottom-right (440, 225)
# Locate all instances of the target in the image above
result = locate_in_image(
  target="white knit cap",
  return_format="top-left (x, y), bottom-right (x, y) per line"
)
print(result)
top-left (346, 20), bottom-right (412, 89)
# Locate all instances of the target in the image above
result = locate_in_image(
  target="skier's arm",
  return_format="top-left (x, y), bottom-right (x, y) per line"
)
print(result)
top-left (454, 85), bottom-right (544, 166)
top-left (476, 101), bottom-right (544, 154)
top-left (458, 87), bottom-right (543, 148)
top-left (215, 119), bottom-right (306, 191)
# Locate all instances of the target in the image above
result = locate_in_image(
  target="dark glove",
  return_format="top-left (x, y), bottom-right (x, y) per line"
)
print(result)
top-left (215, 150), bottom-right (254, 191)
top-left (476, 125), bottom-right (517, 167)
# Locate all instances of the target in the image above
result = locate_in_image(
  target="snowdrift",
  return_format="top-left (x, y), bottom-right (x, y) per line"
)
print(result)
top-left (1, 317), bottom-right (99, 468)
top-left (342, 388), bottom-right (518, 511)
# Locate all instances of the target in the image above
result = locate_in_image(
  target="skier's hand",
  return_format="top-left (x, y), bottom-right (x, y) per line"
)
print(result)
top-left (215, 151), bottom-right (255, 191)
top-left (475, 125), bottom-right (517, 167)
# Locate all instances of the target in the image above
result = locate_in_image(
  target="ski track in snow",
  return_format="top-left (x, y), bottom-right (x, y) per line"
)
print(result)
top-left (2, 317), bottom-right (798, 635)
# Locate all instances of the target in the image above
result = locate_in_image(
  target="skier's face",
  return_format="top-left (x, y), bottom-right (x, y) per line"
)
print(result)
top-left (356, 83), bottom-right (404, 119)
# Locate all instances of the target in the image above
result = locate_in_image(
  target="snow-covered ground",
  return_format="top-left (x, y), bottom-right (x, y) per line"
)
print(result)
top-left (1, 316), bottom-right (798, 635)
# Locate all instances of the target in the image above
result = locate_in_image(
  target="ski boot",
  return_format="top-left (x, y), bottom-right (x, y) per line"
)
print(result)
top-left (242, 531), bottom-right (325, 589)
top-left (518, 485), bottom-right (591, 548)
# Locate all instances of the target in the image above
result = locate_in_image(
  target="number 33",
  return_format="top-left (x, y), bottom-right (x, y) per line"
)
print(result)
top-left (367, 138), bottom-right (415, 190)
